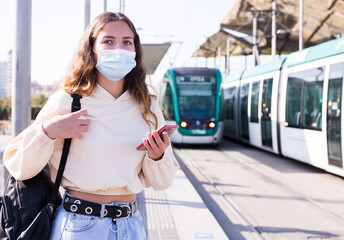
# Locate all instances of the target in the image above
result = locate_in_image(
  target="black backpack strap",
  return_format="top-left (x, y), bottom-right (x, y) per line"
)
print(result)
top-left (49, 94), bottom-right (82, 204)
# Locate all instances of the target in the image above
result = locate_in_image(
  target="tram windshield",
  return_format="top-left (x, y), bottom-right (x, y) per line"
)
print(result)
top-left (176, 75), bottom-right (217, 121)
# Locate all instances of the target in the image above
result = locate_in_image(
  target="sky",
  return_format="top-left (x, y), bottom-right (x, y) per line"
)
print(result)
top-left (0, 0), bottom-right (237, 87)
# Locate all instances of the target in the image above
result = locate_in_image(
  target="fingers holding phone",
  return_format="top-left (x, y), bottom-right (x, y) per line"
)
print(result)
top-left (137, 125), bottom-right (178, 160)
top-left (143, 130), bottom-right (170, 160)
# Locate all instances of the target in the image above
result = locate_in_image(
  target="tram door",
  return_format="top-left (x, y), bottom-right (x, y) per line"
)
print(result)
top-left (240, 84), bottom-right (249, 141)
top-left (327, 63), bottom-right (344, 167)
top-left (261, 78), bottom-right (273, 147)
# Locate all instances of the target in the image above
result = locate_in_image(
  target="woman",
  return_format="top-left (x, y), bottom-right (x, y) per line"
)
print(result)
top-left (3, 12), bottom-right (179, 240)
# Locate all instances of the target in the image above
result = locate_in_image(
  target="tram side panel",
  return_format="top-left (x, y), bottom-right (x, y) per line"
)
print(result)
top-left (268, 72), bottom-right (281, 154)
top-left (278, 38), bottom-right (344, 178)
top-left (222, 37), bottom-right (344, 177)
top-left (260, 72), bottom-right (280, 154)
top-left (247, 78), bottom-right (261, 147)
top-left (222, 81), bottom-right (240, 140)
top-left (279, 58), bottom-right (329, 168)
top-left (159, 75), bottom-right (181, 143)
top-left (239, 82), bottom-right (250, 144)
top-left (240, 71), bottom-right (281, 154)
top-left (326, 60), bottom-right (344, 176)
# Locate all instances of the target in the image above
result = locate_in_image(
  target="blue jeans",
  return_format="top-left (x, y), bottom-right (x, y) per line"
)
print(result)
top-left (49, 197), bottom-right (148, 240)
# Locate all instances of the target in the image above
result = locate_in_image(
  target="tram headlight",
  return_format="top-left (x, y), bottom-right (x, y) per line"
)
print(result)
top-left (180, 121), bottom-right (188, 128)
top-left (208, 122), bottom-right (216, 128)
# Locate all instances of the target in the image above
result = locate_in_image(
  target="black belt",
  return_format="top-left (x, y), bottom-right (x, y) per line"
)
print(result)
top-left (63, 195), bottom-right (137, 223)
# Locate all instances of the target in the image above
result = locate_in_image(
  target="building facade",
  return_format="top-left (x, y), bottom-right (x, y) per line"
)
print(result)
top-left (0, 61), bottom-right (7, 98)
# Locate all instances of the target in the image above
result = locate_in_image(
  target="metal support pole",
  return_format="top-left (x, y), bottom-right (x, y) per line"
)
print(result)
top-left (272, 1), bottom-right (277, 60)
top-left (226, 38), bottom-right (230, 76)
top-left (217, 47), bottom-right (221, 70)
top-left (195, 45), bottom-right (198, 67)
top-left (119, 0), bottom-right (125, 13)
top-left (252, 11), bottom-right (257, 64)
top-left (252, 11), bottom-right (260, 66)
top-left (299, 0), bottom-right (304, 50)
top-left (10, 0), bottom-right (32, 181)
top-left (85, 0), bottom-right (90, 30)
top-left (104, 0), bottom-right (107, 12)
top-left (12, 0), bottom-right (32, 137)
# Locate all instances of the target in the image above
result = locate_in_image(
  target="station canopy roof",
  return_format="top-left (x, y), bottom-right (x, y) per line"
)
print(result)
top-left (195, 0), bottom-right (344, 57)
top-left (142, 42), bottom-right (171, 74)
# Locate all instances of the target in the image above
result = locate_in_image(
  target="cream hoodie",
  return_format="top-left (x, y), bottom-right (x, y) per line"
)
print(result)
top-left (3, 84), bottom-right (179, 195)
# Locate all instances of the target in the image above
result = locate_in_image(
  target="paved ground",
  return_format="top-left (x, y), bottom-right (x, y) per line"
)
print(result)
top-left (174, 139), bottom-right (344, 240)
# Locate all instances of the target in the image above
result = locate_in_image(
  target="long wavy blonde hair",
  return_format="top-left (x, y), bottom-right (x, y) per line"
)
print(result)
top-left (62, 12), bottom-right (157, 129)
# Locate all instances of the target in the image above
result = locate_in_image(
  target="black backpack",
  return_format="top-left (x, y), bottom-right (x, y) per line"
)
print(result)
top-left (0, 94), bottom-right (81, 240)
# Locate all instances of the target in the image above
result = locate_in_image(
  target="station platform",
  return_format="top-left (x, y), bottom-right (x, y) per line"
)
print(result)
top-left (0, 135), bottom-right (228, 240)
top-left (137, 151), bottom-right (228, 239)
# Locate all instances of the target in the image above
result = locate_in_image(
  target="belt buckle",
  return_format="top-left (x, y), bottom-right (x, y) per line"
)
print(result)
top-left (132, 201), bottom-right (137, 213)
top-left (113, 205), bottom-right (131, 221)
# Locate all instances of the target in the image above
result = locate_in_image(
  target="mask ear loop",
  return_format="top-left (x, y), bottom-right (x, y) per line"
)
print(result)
top-left (93, 49), bottom-right (99, 68)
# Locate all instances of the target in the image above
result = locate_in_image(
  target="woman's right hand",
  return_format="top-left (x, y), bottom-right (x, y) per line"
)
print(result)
top-left (42, 109), bottom-right (90, 139)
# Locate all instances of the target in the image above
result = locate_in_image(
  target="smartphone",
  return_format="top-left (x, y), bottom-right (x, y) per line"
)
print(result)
top-left (136, 125), bottom-right (178, 151)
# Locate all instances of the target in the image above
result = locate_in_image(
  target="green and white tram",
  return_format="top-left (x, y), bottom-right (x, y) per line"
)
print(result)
top-left (159, 67), bottom-right (223, 145)
top-left (222, 37), bottom-right (344, 177)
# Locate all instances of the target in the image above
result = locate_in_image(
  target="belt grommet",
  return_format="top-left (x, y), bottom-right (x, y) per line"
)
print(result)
top-left (116, 209), bottom-right (122, 217)
top-left (104, 209), bottom-right (108, 216)
top-left (85, 207), bottom-right (93, 215)
top-left (70, 204), bottom-right (78, 212)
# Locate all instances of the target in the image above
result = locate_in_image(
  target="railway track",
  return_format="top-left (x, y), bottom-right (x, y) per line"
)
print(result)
top-left (173, 140), bottom-right (344, 240)
top-left (175, 147), bottom-right (264, 240)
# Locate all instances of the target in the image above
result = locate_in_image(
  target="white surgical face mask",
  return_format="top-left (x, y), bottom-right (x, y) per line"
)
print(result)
top-left (95, 49), bottom-right (136, 82)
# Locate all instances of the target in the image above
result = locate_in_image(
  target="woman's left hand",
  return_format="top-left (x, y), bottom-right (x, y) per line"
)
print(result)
top-left (142, 130), bottom-right (170, 160)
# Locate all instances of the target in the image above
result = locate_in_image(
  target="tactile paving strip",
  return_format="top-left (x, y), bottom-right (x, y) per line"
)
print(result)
top-left (137, 188), bottom-right (179, 240)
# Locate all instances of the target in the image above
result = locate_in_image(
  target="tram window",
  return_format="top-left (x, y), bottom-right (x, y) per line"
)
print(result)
top-left (162, 83), bottom-right (175, 120)
top-left (250, 82), bottom-right (260, 123)
top-left (176, 75), bottom-right (217, 120)
top-left (327, 62), bottom-right (344, 164)
top-left (302, 68), bottom-right (324, 130)
top-left (328, 63), bottom-right (344, 118)
top-left (286, 67), bottom-right (324, 130)
top-left (286, 77), bottom-right (302, 127)
top-left (240, 84), bottom-right (250, 140)
top-left (262, 78), bottom-right (273, 117)
top-left (223, 87), bottom-right (236, 120)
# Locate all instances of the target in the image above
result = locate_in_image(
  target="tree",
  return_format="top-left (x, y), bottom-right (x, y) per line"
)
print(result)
top-left (0, 94), bottom-right (49, 120)
top-left (31, 94), bottom-right (48, 106)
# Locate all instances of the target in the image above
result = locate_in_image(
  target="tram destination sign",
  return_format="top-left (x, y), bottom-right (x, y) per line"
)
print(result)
top-left (177, 75), bottom-right (213, 83)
